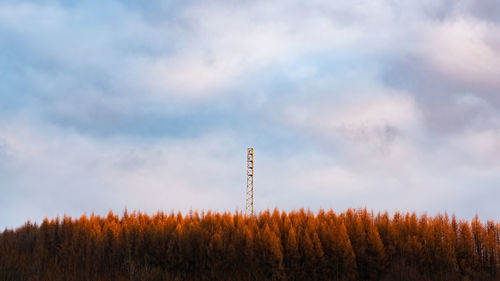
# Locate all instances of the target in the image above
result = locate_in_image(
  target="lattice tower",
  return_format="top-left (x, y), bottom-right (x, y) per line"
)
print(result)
top-left (246, 148), bottom-right (254, 216)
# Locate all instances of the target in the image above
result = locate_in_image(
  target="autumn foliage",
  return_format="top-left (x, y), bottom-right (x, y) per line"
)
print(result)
top-left (0, 209), bottom-right (499, 281)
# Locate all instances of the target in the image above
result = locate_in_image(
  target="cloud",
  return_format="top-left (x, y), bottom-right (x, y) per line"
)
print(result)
top-left (381, 15), bottom-right (500, 133)
top-left (423, 19), bottom-right (500, 88)
top-left (1, 0), bottom-right (500, 228)
top-left (281, 88), bottom-right (422, 155)
top-left (272, 82), bottom-right (500, 220)
top-left (127, 0), bottom-right (370, 97)
top-left (0, 119), bottom-right (246, 228)
top-left (0, 0), bottom-right (372, 101)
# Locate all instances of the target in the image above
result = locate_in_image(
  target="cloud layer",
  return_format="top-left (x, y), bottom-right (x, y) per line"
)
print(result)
top-left (1, 0), bottom-right (500, 228)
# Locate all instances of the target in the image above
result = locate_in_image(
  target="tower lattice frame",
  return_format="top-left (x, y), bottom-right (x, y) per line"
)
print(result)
top-left (246, 148), bottom-right (254, 216)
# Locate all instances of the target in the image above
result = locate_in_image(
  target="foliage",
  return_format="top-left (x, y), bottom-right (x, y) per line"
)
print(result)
top-left (0, 209), bottom-right (499, 281)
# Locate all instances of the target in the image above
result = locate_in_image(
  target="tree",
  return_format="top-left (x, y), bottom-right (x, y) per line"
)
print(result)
top-left (256, 223), bottom-right (284, 280)
top-left (456, 221), bottom-right (476, 279)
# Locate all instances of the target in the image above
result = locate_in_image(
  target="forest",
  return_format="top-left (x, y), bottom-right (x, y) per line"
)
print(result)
top-left (0, 208), bottom-right (499, 281)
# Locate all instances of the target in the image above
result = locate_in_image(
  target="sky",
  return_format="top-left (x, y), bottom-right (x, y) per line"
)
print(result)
top-left (1, 0), bottom-right (500, 228)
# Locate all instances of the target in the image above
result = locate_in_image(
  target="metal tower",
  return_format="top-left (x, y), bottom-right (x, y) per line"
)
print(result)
top-left (246, 147), bottom-right (254, 216)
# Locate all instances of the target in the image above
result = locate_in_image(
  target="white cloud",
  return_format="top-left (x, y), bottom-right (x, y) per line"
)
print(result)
top-left (0, 0), bottom-right (367, 100)
top-left (421, 18), bottom-right (500, 88)
top-left (2, 0), bottom-right (500, 227)
top-left (274, 84), bottom-right (500, 219)
top-left (131, 0), bottom-right (367, 97)
top-left (282, 88), bottom-right (423, 156)
top-left (0, 120), bottom-right (245, 228)
top-left (447, 128), bottom-right (500, 168)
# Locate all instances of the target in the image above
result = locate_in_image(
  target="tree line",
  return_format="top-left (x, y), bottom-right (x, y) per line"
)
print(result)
top-left (0, 208), bottom-right (499, 281)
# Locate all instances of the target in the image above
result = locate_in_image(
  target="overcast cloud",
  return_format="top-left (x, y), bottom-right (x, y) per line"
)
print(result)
top-left (1, 0), bottom-right (500, 228)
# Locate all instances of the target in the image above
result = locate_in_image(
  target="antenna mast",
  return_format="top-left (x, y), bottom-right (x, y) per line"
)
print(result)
top-left (246, 148), bottom-right (254, 216)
